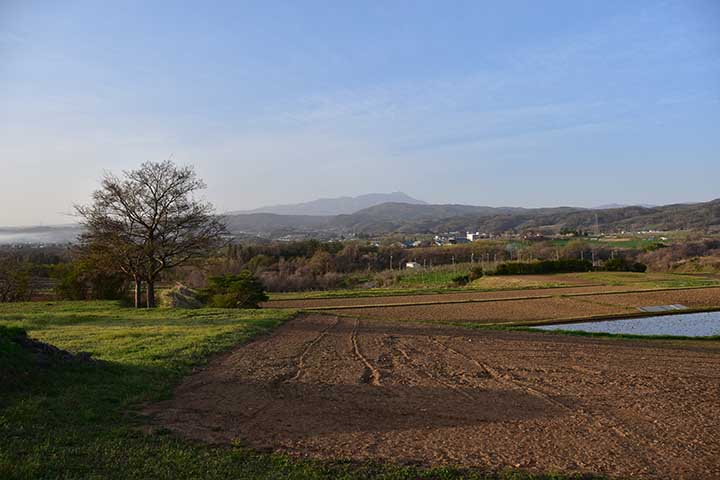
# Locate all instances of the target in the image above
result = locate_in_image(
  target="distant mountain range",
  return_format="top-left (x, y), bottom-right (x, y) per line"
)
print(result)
top-left (229, 192), bottom-right (426, 216)
top-left (3, 197), bottom-right (719, 244)
top-left (223, 198), bottom-right (720, 237)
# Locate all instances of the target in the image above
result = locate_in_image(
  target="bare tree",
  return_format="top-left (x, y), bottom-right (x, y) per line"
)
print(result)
top-left (76, 161), bottom-right (227, 307)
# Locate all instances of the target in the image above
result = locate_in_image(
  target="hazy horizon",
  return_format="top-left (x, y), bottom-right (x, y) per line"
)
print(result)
top-left (1, 191), bottom-right (717, 229)
top-left (2, 1), bottom-right (719, 226)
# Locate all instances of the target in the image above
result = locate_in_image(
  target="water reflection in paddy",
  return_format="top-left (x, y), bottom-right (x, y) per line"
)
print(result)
top-left (534, 311), bottom-right (720, 337)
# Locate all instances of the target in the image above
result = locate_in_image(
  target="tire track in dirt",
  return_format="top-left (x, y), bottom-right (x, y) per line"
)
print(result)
top-left (430, 335), bottom-right (673, 473)
top-left (390, 336), bottom-right (477, 400)
top-left (351, 318), bottom-right (382, 386)
top-left (285, 316), bottom-right (341, 383)
top-left (429, 336), bottom-right (573, 411)
top-left (355, 327), bottom-right (481, 401)
top-left (146, 314), bottom-right (720, 479)
top-left (360, 333), bottom-right (496, 466)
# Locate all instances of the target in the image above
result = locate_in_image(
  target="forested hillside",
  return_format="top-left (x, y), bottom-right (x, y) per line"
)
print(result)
top-left (221, 198), bottom-right (720, 236)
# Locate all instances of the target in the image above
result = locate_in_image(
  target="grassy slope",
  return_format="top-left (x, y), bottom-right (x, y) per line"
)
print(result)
top-left (0, 301), bottom-right (591, 480)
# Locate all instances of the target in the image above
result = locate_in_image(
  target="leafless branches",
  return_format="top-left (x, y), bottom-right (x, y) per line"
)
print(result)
top-left (76, 161), bottom-right (227, 307)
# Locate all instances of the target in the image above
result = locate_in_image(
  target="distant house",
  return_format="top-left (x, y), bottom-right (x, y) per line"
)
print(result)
top-left (522, 231), bottom-right (545, 241)
top-left (434, 234), bottom-right (472, 245)
top-left (405, 261), bottom-right (421, 269)
top-left (466, 231), bottom-right (489, 241)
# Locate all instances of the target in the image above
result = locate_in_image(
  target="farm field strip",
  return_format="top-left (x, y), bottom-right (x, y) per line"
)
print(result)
top-left (264, 284), bottom-right (626, 309)
top-left (145, 314), bottom-right (720, 480)
top-left (329, 296), bottom-right (634, 324)
top-left (323, 287), bottom-right (720, 325)
top-left (265, 285), bottom-right (720, 311)
top-left (265, 274), bottom-right (600, 301)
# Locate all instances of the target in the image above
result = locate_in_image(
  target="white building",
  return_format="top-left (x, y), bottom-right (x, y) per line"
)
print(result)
top-left (405, 261), bottom-right (421, 269)
top-left (467, 231), bottom-right (485, 241)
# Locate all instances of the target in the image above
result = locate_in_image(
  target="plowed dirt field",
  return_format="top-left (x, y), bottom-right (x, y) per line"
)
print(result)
top-left (581, 288), bottom-right (720, 310)
top-left (145, 314), bottom-right (720, 479)
top-left (262, 285), bottom-right (632, 309)
top-left (327, 287), bottom-right (720, 324)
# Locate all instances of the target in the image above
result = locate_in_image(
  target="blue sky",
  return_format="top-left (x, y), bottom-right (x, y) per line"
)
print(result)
top-left (1, 0), bottom-right (719, 225)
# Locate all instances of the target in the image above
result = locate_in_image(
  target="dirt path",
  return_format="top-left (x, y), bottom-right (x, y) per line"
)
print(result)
top-left (145, 314), bottom-right (720, 479)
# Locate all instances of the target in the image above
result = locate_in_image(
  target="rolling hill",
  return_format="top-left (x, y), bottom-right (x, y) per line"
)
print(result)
top-left (223, 198), bottom-right (720, 237)
top-left (230, 192), bottom-right (426, 216)
top-left (3, 198), bottom-right (719, 244)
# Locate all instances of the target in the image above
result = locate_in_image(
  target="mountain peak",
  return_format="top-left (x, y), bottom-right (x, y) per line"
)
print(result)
top-left (230, 192), bottom-right (426, 216)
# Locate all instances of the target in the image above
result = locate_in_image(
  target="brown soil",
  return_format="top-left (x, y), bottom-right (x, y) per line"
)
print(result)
top-left (320, 287), bottom-right (720, 325)
top-left (584, 288), bottom-right (720, 310)
top-left (263, 284), bottom-right (635, 309)
top-left (145, 314), bottom-right (720, 479)
top-left (332, 296), bottom-right (633, 324)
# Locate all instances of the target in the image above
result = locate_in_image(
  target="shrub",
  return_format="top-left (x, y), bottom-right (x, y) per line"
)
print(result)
top-left (201, 271), bottom-right (269, 308)
top-left (603, 258), bottom-right (647, 272)
top-left (452, 274), bottom-right (470, 286)
top-left (51, 264), bottom-right (87, 300)
top-left (0, 257), bottom-right (33, 302)
top-left (468, 266), bottom-right (484, 281)
top-left (375, 270), bottom-right (403, 288)
top-left (51, 263), bottom-right (127, 300)
top-left (633, 262), bottom-right (648, 273)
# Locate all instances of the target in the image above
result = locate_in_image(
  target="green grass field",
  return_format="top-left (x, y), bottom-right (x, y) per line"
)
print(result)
top-left (0, 301), bottom-right (595, 480)
top-left (566, 271), bottom-right (720, 288)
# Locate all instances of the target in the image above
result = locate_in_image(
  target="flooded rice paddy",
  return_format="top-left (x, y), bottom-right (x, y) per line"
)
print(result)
top-left (535, 310), bottom-right (720, 337)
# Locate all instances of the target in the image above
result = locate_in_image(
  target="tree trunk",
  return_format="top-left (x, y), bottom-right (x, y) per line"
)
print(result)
top-left (134, 277), bottom-right (142, 308)
top-left (146, 280), bottom-right (156, 308)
